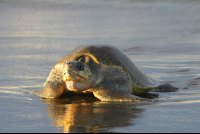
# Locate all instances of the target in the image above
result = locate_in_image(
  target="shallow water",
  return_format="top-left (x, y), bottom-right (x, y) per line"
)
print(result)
top-left (0, 0), bottom-right (200, 133)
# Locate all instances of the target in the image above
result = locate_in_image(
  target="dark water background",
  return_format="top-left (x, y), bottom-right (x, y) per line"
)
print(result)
top-left (0, 0), bottom-right (200, 133)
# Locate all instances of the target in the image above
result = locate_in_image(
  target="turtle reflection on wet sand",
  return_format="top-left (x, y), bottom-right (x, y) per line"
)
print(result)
top-left (32, 44), bottom-right (178, 101)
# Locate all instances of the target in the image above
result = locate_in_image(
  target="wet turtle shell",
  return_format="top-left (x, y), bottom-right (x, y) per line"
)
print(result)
top-left (57, 44), bottom-right (158, 88)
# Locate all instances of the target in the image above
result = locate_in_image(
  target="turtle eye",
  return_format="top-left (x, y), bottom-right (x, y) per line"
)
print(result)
top-left (75, 62), bottom-right (84, 71)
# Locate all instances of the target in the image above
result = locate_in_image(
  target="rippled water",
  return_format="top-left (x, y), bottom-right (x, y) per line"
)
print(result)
top-left (0, 0), bottom-right (200, 133)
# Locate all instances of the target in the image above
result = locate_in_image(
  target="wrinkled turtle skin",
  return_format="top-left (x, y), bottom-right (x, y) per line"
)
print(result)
top-left (32, 44), bottom-right (161, 101)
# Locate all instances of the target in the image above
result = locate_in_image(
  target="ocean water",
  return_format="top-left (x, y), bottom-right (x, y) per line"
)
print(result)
top-left (0, 0), bottom-right (200, 132)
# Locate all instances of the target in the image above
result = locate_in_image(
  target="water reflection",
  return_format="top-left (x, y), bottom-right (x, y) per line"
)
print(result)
top-left (42, 95), bottom-right (145, 133)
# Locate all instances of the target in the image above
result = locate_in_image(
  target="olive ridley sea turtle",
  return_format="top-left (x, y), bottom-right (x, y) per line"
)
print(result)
top-left (32, 44), bottom-right (177, 101)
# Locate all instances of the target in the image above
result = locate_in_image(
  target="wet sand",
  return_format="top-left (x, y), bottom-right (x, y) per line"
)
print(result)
top-left (0, 0), bottom-right (200, 132)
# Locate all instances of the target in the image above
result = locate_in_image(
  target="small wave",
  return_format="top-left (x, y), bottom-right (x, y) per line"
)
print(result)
top-left (0, 85), bottom-right (42, 100)
top-left (0, 90), bottom-right (22, 95)
top-left (158, 100), bottom-right (200, 105)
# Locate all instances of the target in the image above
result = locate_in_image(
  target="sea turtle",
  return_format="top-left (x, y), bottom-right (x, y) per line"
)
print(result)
top-left (33, 44), bottom-right (161, 101)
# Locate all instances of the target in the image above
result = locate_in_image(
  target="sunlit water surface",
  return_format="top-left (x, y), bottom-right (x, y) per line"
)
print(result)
top-left (0, 0), bottom-right (200, 133)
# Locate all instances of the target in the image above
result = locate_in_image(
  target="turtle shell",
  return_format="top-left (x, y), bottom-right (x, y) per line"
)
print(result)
top-left (55, 44), bottom-right (158, 88)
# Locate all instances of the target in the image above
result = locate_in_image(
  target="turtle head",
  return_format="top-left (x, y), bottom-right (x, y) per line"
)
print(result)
top-left (63, 61), bottom-right (94, 92)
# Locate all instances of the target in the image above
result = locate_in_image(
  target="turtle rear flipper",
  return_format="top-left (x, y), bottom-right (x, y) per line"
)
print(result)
top-left (150, 84), bottom-right (179, 92)
top-left (132, 84), bottom-right (156, 94)
top-left (32, 80), bottom-right (65, 98)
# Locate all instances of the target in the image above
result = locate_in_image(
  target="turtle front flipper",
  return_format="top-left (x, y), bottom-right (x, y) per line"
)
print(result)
top-left (92, 67), bottom-right (153, 102)
top-left (93, 89), bottom-right (153, 102)
top-left (32, 63), bottom-right (66, 98)
top-left (93, 86), bottom-right (152, 102)
top-left (32, 80), bottom-right (65, 98)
